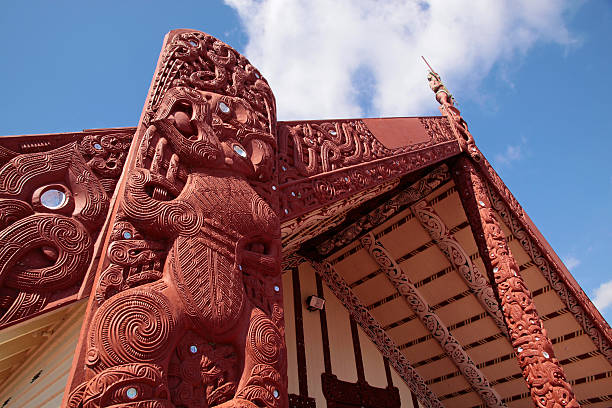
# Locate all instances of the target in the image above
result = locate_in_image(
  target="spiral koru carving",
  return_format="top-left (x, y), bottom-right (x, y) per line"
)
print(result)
top-left (249, 312), bottom-right (282, 365)
top-left (66, 30), bottom-right (286, 408)
top-left (88, 290), bottom-right (175, 369)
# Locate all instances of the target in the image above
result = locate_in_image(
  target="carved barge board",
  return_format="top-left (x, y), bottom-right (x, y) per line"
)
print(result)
top-left (63, 30), bottom-right (287, 408)
top-left (0, 128), bottom-right (134, 330)
top-left (453, 156), bottom-right (580, 408)
top-left (277, 117), bottom-right (461, 226)
top-left (438, 96), bottom-right (612, 367)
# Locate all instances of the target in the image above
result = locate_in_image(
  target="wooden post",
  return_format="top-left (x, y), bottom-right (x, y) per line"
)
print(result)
top-left (453, 156), bottom-right (579, 408)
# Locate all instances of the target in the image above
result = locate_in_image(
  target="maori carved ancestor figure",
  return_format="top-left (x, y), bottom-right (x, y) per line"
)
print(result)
top-left (0, 131), bottom-right (134, 325)
top-left (66, 31), bottom-right (286, 408)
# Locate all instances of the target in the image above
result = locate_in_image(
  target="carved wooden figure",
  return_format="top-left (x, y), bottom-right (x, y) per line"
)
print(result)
top-left (64, 30), bottom-right (287, 408)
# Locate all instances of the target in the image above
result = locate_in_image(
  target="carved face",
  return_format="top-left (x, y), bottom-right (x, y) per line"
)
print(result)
top-left (154, 87), bottom-right (275, 182)
top-left (427, 72), bottom-right (442, 93)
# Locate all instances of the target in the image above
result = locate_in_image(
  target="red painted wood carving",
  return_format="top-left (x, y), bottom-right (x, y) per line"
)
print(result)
top-left (410, 200), bottom-right (508, 336)
top-left (429, 67), bottom-right (611, 365)
top-left (64, 30), bottom-right (287, 408)
top-left (276, 118), bottom-right (460, 221)
top-left (360, 233), bottom-right (506, 408)
top-left (316, 164), bottom-right (449, 256)
top-left (321, 373), bottom-right (400, 408)
top-left (310, 261), bottom-right (444, 408)
top-left (0, 129), bottom-right (133, 327)
top-left (453, 156), bottom-right (579, 408)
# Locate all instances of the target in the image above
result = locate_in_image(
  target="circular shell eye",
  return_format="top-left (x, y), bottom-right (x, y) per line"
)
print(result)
top-left (126, 387), bottom-right (138, 399)
top-left (40, 189), bottom-right (67, 210)
top-left (233, 144), bottom-right (247, 158)
top-left (32, 184), bottom-right (72, 213)
top-left (219, 101), bottom-right (230, 113)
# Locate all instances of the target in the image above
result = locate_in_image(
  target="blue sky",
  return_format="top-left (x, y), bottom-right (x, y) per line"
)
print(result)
top-left (0, 1), bottom-right (610, 322)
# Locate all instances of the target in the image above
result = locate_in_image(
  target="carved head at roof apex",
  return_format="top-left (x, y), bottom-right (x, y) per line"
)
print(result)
top-left (427, 71), bottom-right (454, 107)
top-left (426, 70), bottom-right (469, 134)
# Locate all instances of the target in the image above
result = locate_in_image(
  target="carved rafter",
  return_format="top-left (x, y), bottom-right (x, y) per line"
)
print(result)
top-left (309, 260), bottom-right (444, 408)
top-left (360, 233), bottom-right (507, 408)
top-left (410, 200), bottom-right (508, 337)
top-left (315, 164), bottom-right (451, 257)
top-left (453, 156), bottom-right (579, 408)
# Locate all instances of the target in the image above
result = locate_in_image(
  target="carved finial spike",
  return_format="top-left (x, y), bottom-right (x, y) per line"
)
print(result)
top-left (422, 57), bottom-right (453, 107)
top-left (421, 56), bottom-right (435, 74)
top-left (422, 58), bottom-right (469, 132)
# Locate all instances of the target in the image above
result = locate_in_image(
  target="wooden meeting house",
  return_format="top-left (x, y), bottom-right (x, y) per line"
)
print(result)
top-left (0, 29), bottom-right (610, 408)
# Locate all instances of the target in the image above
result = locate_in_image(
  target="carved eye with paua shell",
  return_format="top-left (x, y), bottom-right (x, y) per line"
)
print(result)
top-left (31, 184), bottom-right (74, 215)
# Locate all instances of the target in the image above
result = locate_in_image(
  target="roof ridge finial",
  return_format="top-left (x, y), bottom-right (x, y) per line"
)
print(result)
top-left (421, 56), bottom-right (468, 132)
top-left (422, 56), bottom-right (455, 108)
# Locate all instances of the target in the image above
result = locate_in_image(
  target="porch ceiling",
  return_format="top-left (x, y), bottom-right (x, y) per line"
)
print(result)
top-left (294, 170), bottom-right (612, 408)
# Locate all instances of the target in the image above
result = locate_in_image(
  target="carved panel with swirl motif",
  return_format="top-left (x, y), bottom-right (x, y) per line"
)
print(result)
top-left (0, 128), bottom-right (134, 328)
top-left (276, 117), bottom-right (460, 221)
top-left (65, 30), bottom-right (287, 408)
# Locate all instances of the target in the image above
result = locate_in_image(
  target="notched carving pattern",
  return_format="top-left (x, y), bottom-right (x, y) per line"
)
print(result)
top-left (360, 234), bottom-right (506, 408)
top-left (68, 30), bottom-right (287, 408)
top-left (454, 157), bottom-right (579, 408)
top-left (410, 200), bottom-right (508, 336)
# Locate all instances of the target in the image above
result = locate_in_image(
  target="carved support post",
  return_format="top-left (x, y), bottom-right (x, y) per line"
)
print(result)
top-left (310, 261), bottom-right (444, 408)
top-left (410, 200), bottom-right (508, 336)
top-left (63, 30), bottom-right (287, 408)
top-left (360, 233), bottom-right (506, 408)
top-left (453, 156), bottom-right (579, 408)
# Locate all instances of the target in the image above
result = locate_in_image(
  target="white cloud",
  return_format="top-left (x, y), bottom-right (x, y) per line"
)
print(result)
top-left (593, 280), bottom-right (612, 312)
top-left (224, 0), bottom-right (577, 120)
top-left (494, 144), bottom-right (523, 166)
top-left (563, 256), bottom-right (581, 270)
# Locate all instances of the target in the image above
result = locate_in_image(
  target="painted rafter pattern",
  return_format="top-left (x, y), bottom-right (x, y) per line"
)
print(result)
top-left (309, 261), bottom-right (444, 408)
top-left (434, 81), bottom-right (612, 365)
top-left (453, 156), bottom-right (579, 408)
top-left (410, 200), bottom-right (508, 337)
top-left (360, 233), bottom-right (507, 408)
